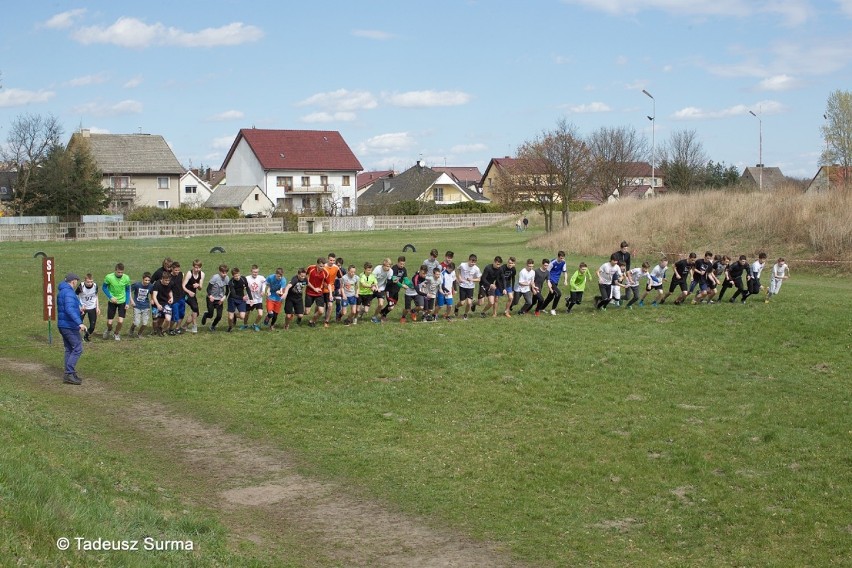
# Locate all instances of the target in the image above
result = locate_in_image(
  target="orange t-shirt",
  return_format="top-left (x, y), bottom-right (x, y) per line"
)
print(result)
top-left (323, 264), bottom-right (341, 293)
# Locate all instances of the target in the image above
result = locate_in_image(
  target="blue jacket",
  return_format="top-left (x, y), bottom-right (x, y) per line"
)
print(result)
top-left (57, 281), bottom-right (83, 329)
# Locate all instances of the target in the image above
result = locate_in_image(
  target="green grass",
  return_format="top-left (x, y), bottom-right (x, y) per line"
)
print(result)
top-left (1, 227), bottom-right (850, 566)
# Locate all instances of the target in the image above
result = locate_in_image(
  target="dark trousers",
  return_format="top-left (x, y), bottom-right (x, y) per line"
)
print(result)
top-left (203, 299), bottom-right (224, 327)
top-left (541, 284), bottom-right (562, 310)
top-left (566, 291), bottom-right (583, 312)
top-left (83, 308), bottom-right (97, 335)
top-left (730, 277), bottom-right (750, 302)
top-left (59, 326), bottom-right (83, 376)
top-left (596, 284), bottom-right (613, 309)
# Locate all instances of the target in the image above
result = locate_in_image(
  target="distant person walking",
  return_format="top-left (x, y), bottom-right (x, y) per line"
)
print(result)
top-left (522, 217), bottom-right (529, 230)
top-left (58, 273), bottom-right (86, 385)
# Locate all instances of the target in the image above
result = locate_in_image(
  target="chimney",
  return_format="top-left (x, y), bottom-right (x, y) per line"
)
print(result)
top-left (81, 128), bottom-right (90, 138)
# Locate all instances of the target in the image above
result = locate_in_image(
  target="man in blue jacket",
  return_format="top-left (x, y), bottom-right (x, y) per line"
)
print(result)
top-left (58, 273), bottom-right (86, 385)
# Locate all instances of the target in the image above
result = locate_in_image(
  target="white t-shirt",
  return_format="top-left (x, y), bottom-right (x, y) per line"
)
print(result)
top-left (625, 267), bottom-right (645, 286)
top-left (440, 270), bottom-right (456, 295)
top-left (77, 282), bottom-right (99, 310)
top-left (598, 262), bottom-right (621, 285)
top-left (246, 274), bottom-right (266, 305)
top-left (751, 260), bottom-right (766, 279)
top-left (372, 265), bottom-right (393, 291)
top-left (517, 267), bottom-right (535, 293)
top-left (457, 262), bottom-right (482, 289)
top-left (649, 265), bottom-right (666, 286)
top-left (341, 273), bottom-right (359, 298)
top-left (771, 263), bottom-right (788, 280)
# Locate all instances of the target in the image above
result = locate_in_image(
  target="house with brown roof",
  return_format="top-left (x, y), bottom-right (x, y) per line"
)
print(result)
top-left (359, 161), bottom-right (480, 210)
top-left (805, 165), bottom-right (851, 193)
top-left (221, 129), bottom-right (363, 215)
top-left (357, 170), bottom-right (394, 196)
top-left (179, 170), bottom-right (214, 206)
top-left (433, 166), bottom-right (483, 191)
top-left (740, 166), bottom-right (786, 191)
top-left (68, 130), bottom-right (183, 210)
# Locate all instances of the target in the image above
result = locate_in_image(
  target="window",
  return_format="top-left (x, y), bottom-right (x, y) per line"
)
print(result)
top-left (301, 176), bottom-right (310, 187)
top-left (320, 175), bottom-right (329, 187)
top-left (157, 200), bottom-right (170, 209)
top-left (158, 177), bottom-right (170, 189)
top-left (342, 197), bottom-right (350, 209)
top-left (342, 175), bottom-right (350, 186)
top-left (254, 194), bottom-right (259, 201)
top-left (276, 176), bottom-right (294, 188)
top-left (301, 197), bottom-right (310, 209)
top-left (433, 187), bottom-right (444, 202)
top-left (110, 176), bottom-right (129, 189)
top-left (185, 185), bottom-right (197, 194)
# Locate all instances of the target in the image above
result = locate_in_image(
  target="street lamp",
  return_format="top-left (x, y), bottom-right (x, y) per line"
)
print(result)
top-left (749, 110), bottom-right (763, 191)
top-left (642, 89), bottom-right (655, 191)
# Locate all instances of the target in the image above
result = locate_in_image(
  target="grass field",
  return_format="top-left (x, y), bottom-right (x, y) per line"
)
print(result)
top-left (1, 226), bottom-right (850, 567)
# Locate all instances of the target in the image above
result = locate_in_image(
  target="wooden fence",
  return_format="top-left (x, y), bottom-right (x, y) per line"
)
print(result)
top-left (0, 214), bottom-right (515, 242)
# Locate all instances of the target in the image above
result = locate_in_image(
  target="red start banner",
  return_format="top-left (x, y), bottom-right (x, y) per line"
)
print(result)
top-left (43, 257), bottom-right (56, 321)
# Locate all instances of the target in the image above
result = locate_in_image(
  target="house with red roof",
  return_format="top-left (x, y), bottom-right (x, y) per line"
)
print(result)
top-left (357, 170), bottom-right (394, 196)
top-left (221, 129), bottom-right (363, 215)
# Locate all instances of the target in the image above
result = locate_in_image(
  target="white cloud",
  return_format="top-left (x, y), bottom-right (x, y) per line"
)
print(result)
top-left (839, 0), bottom-right (852, 16)
top-left (207, 110), bottom-right (245, 121)
top-left (615, 55), bottom-right (628, 66)
top-left (65, 73), bottom-right (108, 87)
top-left (563, 102), bottom-right (612, 113)
top-left (297, 89), bottom-right (377, 111)
top-left (561, 0), bottom-right (812, 25)
top-left (85, 126), bottom-right (111, 134)
top-left (71, 18), bottom-right (264, 48)
top-left (358, 132), bottom-right (416, 155)
top-left (211, 136), bottom-right (235, 150)
top-left (450, 143), bottom-right (488, 154)
top-left (299, 112), bottom-right (357, 123)
top-left (672, 100), bottom-right (784, 119)
top-left (0, 88), bottom-right (56, 107)
top-left (352, 29), bottom-right (395, 40)
top-left (383, 90), bottom-right (471, 108)
top-left (553, 55), bottom-right (572, 65)
top-left (124, 76), bottom-right (143, 88)
top-left (757, 74), bottom-right (799, 91)
top-left (42, 9), bottom-right (86, 29)
top-left (72, 99), bottom-right (143, 117)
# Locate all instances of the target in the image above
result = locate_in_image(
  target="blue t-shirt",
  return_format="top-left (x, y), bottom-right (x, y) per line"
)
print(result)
top-left (266, 274), bottom-right (287, 302)
top-left (548, 259), bottom-right (566, 284)
top-left (131, 281), bottom-right (154, 310)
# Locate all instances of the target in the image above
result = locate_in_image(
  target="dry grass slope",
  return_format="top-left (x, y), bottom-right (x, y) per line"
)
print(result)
top-left (533, 186), bottom-right (852, 267)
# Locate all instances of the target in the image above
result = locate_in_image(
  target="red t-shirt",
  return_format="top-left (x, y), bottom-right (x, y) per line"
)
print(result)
top-left (306, 265), bottom-right (327, 297)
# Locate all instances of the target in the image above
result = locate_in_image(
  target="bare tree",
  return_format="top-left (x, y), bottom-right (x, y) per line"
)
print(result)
top-left (587, 125), bottom-right (648, 203)
top-left (660, 129), bottom-right (708, 193)
top-left (0, 113), bottom-right (64, 214)
top-left (821, 90), bottom-right (852, 177)
top-left (521, 119), bottom-right (593, 228)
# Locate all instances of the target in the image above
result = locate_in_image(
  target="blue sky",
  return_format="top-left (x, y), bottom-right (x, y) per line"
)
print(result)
top-left (2, 0), bottom-right (851, 179)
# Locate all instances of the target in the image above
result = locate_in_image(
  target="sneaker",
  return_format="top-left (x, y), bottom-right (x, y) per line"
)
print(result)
top-left (201, 314), bottom-right (208, 325)
top-left (83, 331), bottom-right (90, 342)
top-left (63, 373), bottom-right (81, 385)
top-left (353, 318), bottom-right (358, 325)
top-left (226, 327), bottom-right (233, 333)
top-left (191, 324), bottom-right (198, 334)
top-left (129, 325), bottom-right (136, 336)
top-left (114, 334), bottom-right (121, 341)
top-left (651, 301), bottom-right (658, 307)
top-left (411, 314), bottom-right (417, 322)
top-left (240, 325), bottom-right (249, 330)
top-left (323, 322), bottom-right (329, 328)
top-left (168, 330), bottom-right (177, 336)
top-left (136, 333), bottom-right (143, 339)
top-left (550, 309), bottom-right (557, 316)
top-left (764, 299), bottom-right (770, 304)
top-left (253, 324), bottom-right (260, 332)
top-left (210, 325), bottom-right (216, 332)
top-left (504, 312), bottom-right (511, 318)
top-left (371, 317), bottom-right (380, 324)
top-left (175, 328), bottom-right (184, 335)
top-left (638, 301), bottom-right (644, 307)
top-left (534, 311), bottom-right (540, 316)
top-left (400, 317), bottom-right (407, 323)
top-left (284, 324), bottom-right (290, 330)
top-left (463, 314), bottom-right (469, 320)
top-left (102, 330), bottom-right (110, 340)
top-left (480, 312), bottom-right (487, 318)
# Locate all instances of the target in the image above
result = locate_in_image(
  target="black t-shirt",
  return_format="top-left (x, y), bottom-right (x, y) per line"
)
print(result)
top-left (151, 281), bottom-right (171, 307)
top-left (534, 267), bottom-right (549, 290)
top-left (287, 275), bottom-right (307, 299)
top-left (481, 264), bottom-right (501, 288)
top-left (386, 265), bottom-right (408, 296)
top-left (728, 262), bottom-right (747, 280)
top-left (169, 271), bottom-right (185, 300)
top-left (693, 259), bottom-right (709, 282)
top-left (228, 276), bottom-right (249, 299)
top-left (674, 259), bottom-right (691, 281)
top-left (614, 250), bottom-right (631, 271)
top-left (500, 265), bottom-right (517, 291)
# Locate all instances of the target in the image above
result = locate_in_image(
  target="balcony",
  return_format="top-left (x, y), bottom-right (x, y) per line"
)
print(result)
top-left (287, 184), bottom-right (335, 195)
top-left (109, 187), bottom-right (137, 200)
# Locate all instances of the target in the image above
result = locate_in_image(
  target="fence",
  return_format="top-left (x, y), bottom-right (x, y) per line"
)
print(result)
top-left (0, 214), bottom-right (516, 242)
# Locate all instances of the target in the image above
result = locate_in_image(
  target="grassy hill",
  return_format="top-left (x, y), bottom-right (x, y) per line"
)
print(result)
top-left (532, 187), bottom-right (852, 270)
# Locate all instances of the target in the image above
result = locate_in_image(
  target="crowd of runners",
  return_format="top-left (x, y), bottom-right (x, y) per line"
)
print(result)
top-left (67, 242), bottom-right (790, 340)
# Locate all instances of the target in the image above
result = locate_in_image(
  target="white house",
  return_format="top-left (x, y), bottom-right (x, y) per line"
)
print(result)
top-left (220, 129), bottom-right (363, 215)
top-left (203, 185), bottom-right (274, 217)
top-left (179, 170), bottom-right (213, 206)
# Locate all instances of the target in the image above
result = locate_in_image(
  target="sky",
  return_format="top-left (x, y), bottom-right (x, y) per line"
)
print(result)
top-left (1, 0), bottom-right (851, 180)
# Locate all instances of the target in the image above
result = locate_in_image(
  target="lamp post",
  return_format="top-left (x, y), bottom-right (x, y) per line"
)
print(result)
top-left (642, 89), bottom-right (655, 191)
top-left (749, 110), bottom-right (763, 191)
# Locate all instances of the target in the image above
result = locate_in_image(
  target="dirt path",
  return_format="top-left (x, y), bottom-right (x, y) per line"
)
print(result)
top-left (2, 358), bottom-right (522, 568)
